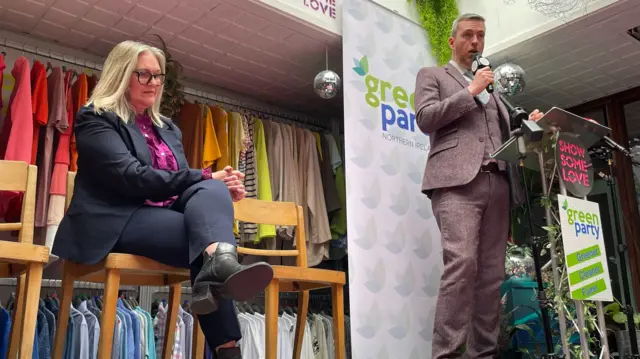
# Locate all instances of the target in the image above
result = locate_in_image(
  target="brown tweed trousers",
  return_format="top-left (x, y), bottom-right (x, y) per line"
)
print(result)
top-left (415, 63), bottom-right (525, 359)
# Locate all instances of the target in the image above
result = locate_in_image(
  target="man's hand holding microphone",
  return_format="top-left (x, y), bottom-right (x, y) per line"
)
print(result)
top-left (467, 67), bottom-right (494, 97)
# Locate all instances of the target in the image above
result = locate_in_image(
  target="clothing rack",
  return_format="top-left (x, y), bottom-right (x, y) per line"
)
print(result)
top-left (0, 278), bottom-right (138, 291)
top-left (0, 36), bottom-right (329, 131)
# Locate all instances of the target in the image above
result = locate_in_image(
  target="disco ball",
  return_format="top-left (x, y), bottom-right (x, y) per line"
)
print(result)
top-left (494, 63), bottom-right (526, 98)
top-left (313, 70), bottom-right (341, 99)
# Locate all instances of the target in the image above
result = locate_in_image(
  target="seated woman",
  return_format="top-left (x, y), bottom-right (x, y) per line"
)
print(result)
top-left (52, 40), bottom-right (273, 359)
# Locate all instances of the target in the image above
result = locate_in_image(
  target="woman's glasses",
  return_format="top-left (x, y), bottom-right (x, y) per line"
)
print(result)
top-left (133, 70), bottom-right (166, 85)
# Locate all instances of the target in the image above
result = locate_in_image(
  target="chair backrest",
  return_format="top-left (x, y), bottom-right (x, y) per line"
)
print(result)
top-left (234, 198), bottom-right (308, 268)
top-left (0, 160), bottom-right (38, 244)
top-left (65, 171), bottom-right (76, 210)
top-left (64, 173), bottom-right (308, 267)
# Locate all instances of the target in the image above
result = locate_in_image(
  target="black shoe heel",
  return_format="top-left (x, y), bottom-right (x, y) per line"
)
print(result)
top-left (191, 281), bottom-right (220, 315)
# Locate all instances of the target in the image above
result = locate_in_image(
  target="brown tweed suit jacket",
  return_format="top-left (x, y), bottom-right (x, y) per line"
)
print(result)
top-left (414, 63), bottom-right (525, 208)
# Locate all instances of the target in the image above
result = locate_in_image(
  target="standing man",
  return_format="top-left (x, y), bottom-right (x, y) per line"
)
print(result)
top-left (414, 13), bottom-right (543, 358)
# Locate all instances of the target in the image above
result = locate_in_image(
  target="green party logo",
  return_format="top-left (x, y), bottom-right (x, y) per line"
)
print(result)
top-left (352, 56), bottom-right (417, 133)
top-left (562, 199), bottom-right (601, 240)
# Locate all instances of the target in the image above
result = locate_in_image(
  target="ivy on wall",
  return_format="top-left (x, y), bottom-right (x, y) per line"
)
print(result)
top-left (408, 0), bottom-right (460, 66)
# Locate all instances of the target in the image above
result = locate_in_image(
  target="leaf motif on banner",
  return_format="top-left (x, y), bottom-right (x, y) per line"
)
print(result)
top-left (361, 179), bottom-right (381, 209)
top-left (349, 80), bottom-right (367, 93)
top-left (345, 0), bottom-right (367, 21)
top-left (349, 137), bottom-right (375, 169)
top-left (562, 198), bottom-right (569, 210)
top-left (384, 221), bottom-right (406, 254)
top-left (413, 229), bottom-right (433, 259)
top-left (389, 186), bottom-right (410, 216)
top-left (359, 116), bottom-right (378, 131)
top-left (408, 157), bottom-right (424, 185)
top-left (409, 347), bottom-right (421, 359)
top-left (400, 23), bottom-right (417, 46)
top-left (356, 33), bottom-right (377, 58)
top-left (352, 56), bottom-right (369, 76)
top-left (418, 308), bottom-right (436, 342)
top-left (353, 216), bottom-right (378, 250)
top-left (416, 197), bottom-right (433, 220)
top-left (375, 9), bottom-right (393, 34)
top-left (394, 264), bottom-right (415, 297)
top-left (356, 299), bottom-right (380, 339)
top-left (383, 43), bottom-right (403, 70)
top-left (423, 266), bottom-right (442, 297)
top-left (364, 258), bottom-right (386, 293)
top-left (389, 302), bottom-right (411, 339)
top-left (380, 146), bottom-right (401, 176)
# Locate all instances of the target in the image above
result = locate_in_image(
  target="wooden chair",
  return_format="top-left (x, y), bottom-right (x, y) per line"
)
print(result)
top-left (0, 160), bottom-right (50, 358)
top-left (52, 171), bottom-right (200, 359)
top-left (234, 198), bottom-right (347, 359)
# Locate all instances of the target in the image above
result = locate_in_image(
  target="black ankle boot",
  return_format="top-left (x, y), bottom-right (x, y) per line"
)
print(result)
top-left (216, 347), bottom-right (242, 359)
top-left (191, 242), bottom-right (273, 315)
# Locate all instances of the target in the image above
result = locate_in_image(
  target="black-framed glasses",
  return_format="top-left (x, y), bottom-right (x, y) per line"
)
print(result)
top-left (133, 70), bottom-right (166, 85)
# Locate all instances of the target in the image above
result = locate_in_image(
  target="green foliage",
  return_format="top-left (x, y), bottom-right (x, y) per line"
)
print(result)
top-left (152, 34), bottom-right (185, 119)
top-left (408, 0), bottom-right (460, 66)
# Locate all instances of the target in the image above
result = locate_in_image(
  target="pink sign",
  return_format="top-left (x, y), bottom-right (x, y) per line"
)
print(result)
top-left (303, 0), bottom-right (337, 19)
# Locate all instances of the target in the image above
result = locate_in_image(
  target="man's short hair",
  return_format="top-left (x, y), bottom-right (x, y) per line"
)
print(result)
top-left (451, 13), bottom-right (485, 37)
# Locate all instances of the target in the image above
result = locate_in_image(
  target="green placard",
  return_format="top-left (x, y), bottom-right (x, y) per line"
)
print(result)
top-left (570, 279), bottom-right (608, 300)
top-left (569, 262), bottom-right (604, 286)
top-left (566, 244), bottom-right (601, 268)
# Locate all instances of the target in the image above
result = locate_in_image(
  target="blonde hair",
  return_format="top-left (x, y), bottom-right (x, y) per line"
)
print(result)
top-left (88, 40), bottom-right (167, 127)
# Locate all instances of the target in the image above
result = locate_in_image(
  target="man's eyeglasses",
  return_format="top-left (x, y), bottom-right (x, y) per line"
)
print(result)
top-left (133, 70), bottom-right (166, 85)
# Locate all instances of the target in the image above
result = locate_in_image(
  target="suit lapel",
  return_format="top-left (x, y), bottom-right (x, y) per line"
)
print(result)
top-left (156, 122), bottom-right (188, 170)
top-left (122, 118), bottom-right (153, 166)
top-left (444, 63), bottom-right (469, 89)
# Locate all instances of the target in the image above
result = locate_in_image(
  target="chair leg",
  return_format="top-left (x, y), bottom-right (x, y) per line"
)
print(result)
top-left (293, 290), bottom-right (309, 359)
top-left (98, 269), bottom-right (120, 359)
top-left (7, 273), bottom-right (26, 359)
top-left (18, 262), bottom-right (44, 358)
top-left (331, 284), bottom-right (346, 359)
top-left (53, 264), bottom-right (76, 359)
top-left (264, 279), bottom-right (280, 359)
top-left (192, 318), bottom-right (206, 359)
top-left (162, 283), bottom-right (181, 359)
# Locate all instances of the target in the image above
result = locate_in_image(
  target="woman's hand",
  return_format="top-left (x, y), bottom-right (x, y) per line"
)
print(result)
top-left (213, 166), bottom-right (246, 202)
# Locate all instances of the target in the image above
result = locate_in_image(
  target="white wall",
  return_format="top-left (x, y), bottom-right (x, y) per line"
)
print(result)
top-left (260, 0), bottom-right (620, 55)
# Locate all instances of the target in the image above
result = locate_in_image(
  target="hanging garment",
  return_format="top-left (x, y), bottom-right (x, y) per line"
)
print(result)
top-left (201, 104), bottom-right (222, 170)
top-left (319, 133), bottom-right (340, 214)
top-left (69, 72), bottom-right (88, 172)
top-left (0, 56), bottom-right (33, 222)
top-left (30, 60), bottom-right (49, 165)
top-left (178, 102), bottom-right (206, 169)
top-left (325, 134), bottom-right (347, 240)
top-left (45, 70), bottom-right (77, 248)
top-left (253, 118), bottom-right (276, 243)
top-left (78, 301), bottom-right (100, 359)
top-left (35, 67), bottom-right (68, 228)
top-left (0, 307), bottom-right (10, 359)
top-left (0, 53), bottom-right (5, 112)
top-left (298, 128), bottom-right (331, 266)
top-left (209, 106), bottom-right (229, 171)
top-left (67, 304), bottom-right (89, 359)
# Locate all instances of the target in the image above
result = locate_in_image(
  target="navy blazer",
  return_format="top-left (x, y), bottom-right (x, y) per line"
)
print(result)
top-left (52, 106), bottom-right (204, 265)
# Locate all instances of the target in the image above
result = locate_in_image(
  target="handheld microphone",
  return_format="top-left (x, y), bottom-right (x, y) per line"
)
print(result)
top-left (471, 52), bottom-right (494, 93)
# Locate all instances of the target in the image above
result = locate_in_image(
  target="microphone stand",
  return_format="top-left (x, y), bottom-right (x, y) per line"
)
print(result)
top-left (513, 128), bottom-right (559, 358)
top-left (598, 148), bottom-right (639, 358)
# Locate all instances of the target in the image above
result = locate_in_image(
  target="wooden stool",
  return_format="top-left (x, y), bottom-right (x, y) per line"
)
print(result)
top-left (234, 198), bottom-right (347, 359)
top-left (51, 172), bottom-right (197, 359)
top-left (0, 160), bottom-right (50, 358)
